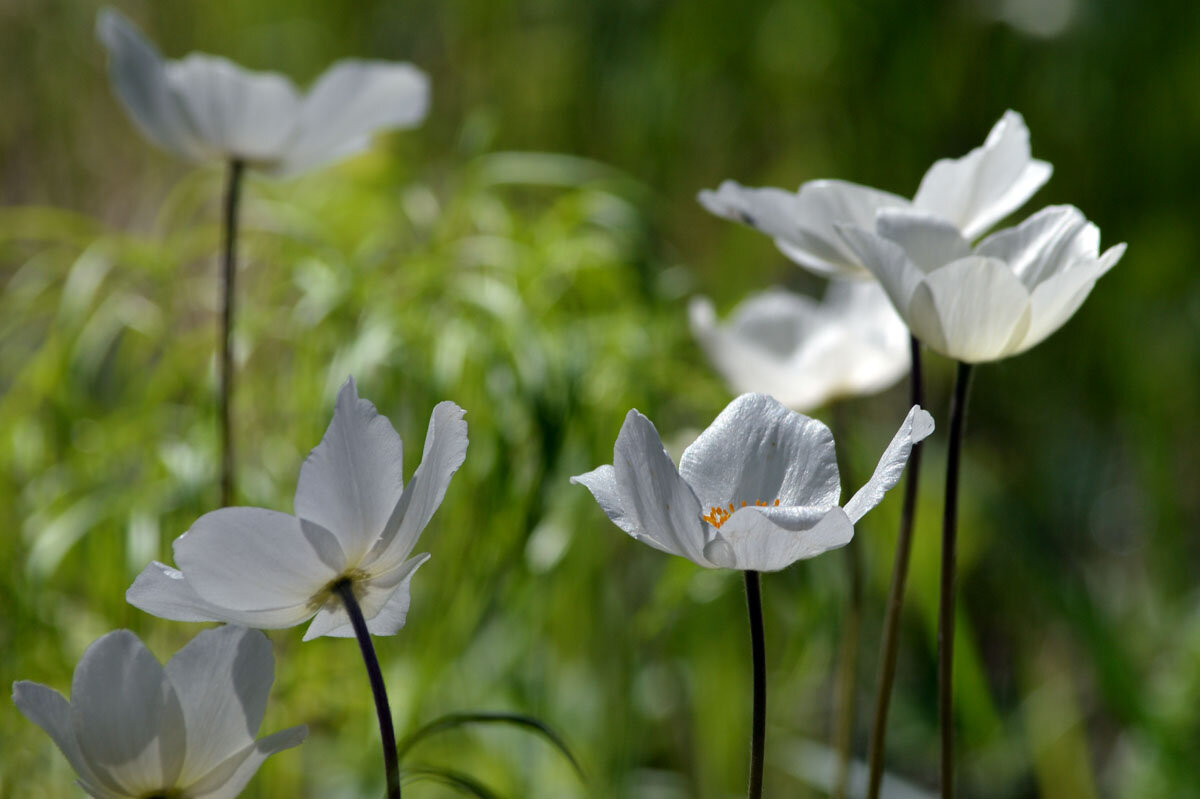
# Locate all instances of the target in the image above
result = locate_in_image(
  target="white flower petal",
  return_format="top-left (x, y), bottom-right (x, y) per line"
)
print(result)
top-left (908, 256), bottom-right (1033, 362)
top-left (843, 406), bottom-right (935, 523)
top-left (95, 9), bottom-right (205, 161)
top-left (294, 377), bottom-right (407, 564)
top-left (164, 627), bottom-right (272, 782)
top-left (163, 54), bottom-right (301, 163)
top-left (679, 393), bottom-right (841, 510)
top-left (875, 208), bottom-right (971, 273)
top-left (275, 60), bottom-right (430, 176)
top-left (127, 561), bottom-right (318, 628)
top-left (569, 464), bottom-right (638, 537)
top-left (12, 682), bottom-right (123, 797)
top-left (913, 110), bottom-right (1052, 239)
top-left (303, 553), bottom-right (430, 640)
top-left (174, 508), bottom-right (344, 615)
top-left (836, 225), bottom-right (927, 321)
top-left (1017, 243), bottom-right (1124, 354)
top-left (365, 401), bottom-right (467, 574)
top-left (70, 631), bottom-right (186, 796)
top-left (782, 179), bottom-right (911, 278)
top-left (705, 506), bottom-right (854, 571)
top-left (974, 205), bottom-right (1094, 289)
top-left (611, 409), bottom-right (712, 566)
top-left (698, 180), bottom-right (805, 247)
top-left (182, 725), bottom-right (307, 799)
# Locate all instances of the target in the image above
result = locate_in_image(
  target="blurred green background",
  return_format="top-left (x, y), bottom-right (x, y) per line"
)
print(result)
top-left (2, 0), bottom-right (1198, 796)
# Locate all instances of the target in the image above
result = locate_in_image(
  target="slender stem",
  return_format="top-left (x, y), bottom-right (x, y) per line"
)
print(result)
top-left (938, 361), bottom-right (973, 799)
top-left (744, 570), bottom-right (766, 799)
top-left (218, 159), bottom-right (245, 508)
top-left (334, 580), bottom-right (402, 799)
top-left (865, 335), bottom-right (926, 799)
top-left (829, 402), bottom-right (861, 799)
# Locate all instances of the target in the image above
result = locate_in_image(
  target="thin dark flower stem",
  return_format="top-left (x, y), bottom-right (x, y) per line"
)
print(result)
top-left (865, 335), bottom-right (925, 799)
top-left (334, 580), bottom-right (402, 799)
top-left (829, 402), bottom-right (861, 799)
top-left (744, 570), bottom-right (766, 799)
top-left (938, 361), bottom-right (973, 799)
top-left (218, 158), bottom-right (245, 508)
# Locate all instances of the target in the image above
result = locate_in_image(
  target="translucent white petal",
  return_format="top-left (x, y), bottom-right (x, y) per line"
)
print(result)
top-left (294, 377), bottom-right (406, 564)
top-left (275, 60), bottom-right (429, 176)
top-left (680, 393), bottom-right (841, 511)
top-left (12, 682), bottom-right (123, 796)
top-left (182, 725), bottom-right (306, 799)
top-left (974, 205), bottom-right (1095, 289)
top-left (611, 409), bottom-right (712, 566)
top-left (913, 110), bottom-right (1052, 239)
top-left (164, 627), bottom-right (272, 782)
top-left (70, 631), bottom-right (186, 795)
top-left (1017, 244), bottom-right (1123, 354)
top-left (95, 9), bottom-right (206, 160)
top-left (843, 406), bottom-right (936, 523)
top-left (835, 225), bottom-right (927, 323)
top-left (705, 506), bottom-right (854, 571)
top-left (569, 464), bottom-right (638, 537)
top-left (698, 180), bottom-right (805, 246)
top-left (164, 54), bottom-right (301, 162)
top-left (127, 561), bottom-right (318, 628)
top-left (907, 257), bottom-right (1032, 362)
top-left (875, 208), bottom-right (971, 273)
top-left (303, 553), bottom-right (430, 640)
top-left (783, 179), bottom-right (911, 278)
top-left (174, 508), bottom-right (344, 614)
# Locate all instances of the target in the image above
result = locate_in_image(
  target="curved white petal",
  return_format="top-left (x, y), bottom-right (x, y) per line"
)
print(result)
top-left (163, 54), bottom-right (301, 162)
top-left (783, 179), bottom-right (911, 278)
top-left (164, 627), bottom-right (272, 782)
top-left (698, 180), bottom-right (805, 246)
top-left (843, 406), bottom-right (935, 523)
top-left (705, 506), bottom-right (854, 571)
top-left (680, 394), bottom-right (841, 511)
top-left (974, 205), bottom-right (1094, 289)
top-left (275, 60), bottom-right (430, 176)
top-left (611, 409), bottom-right (712, 566)
top-left (70, 631), bottom-right (186, 796)
top-left (95, 9), bottom-right (206, 161)
top-left (913, 110), bottom-right (1052, 239)
top-left (12, 682), bottom-right (123, 797)
top-left (1017, 244), bottom-right (1123, 354)
top-left (569, 464), bottom-right (638, 537)
top-left (174, 508), bottom-right (344, 614)
top-left (875, 208), bottom-right (971, 273)
top-left (182, 725), bottom-right (306, 799)
top-left (294, 377), bottom-right (407, 564)
top-left (908, 256), bottom-right (1032, 362)
top-left (365, 401), bottom-right (468, 574)
top-left (303, 553), bottom-right (430, 640)
top-left (127, 561), bottom-right (318, 628)
top-left (836, 225), bottom-right (926, 322)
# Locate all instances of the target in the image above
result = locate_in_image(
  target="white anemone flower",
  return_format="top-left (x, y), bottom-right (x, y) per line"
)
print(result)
top-left (698, 110), bottom-right (1051, 280)
top-left (127, 378), bottom-right (467, 640)
top-left (96, 8), bottom-right (429, 176)
top-left (689, 281), bottom-right (910, 412)
top-left (837, 204), bottom-right (1126, 363)
top-left (12, 626), bottom-right (305, 799)
top-left (571, 394), bottom-right (933, 572)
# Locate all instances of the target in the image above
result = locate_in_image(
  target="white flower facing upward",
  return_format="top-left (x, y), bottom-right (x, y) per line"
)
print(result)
top-left (838, 204), bottom-right (1126, 363)
top-left (12, 626), bottom-right (305, 799)
top-left (689, 280), bottom-right (910, 413)
top-left (96, 8), bottom-right (429, 176)
top-left (127, 378), bottom-right (467, 640)
top-left (698, 110), bottom-right (1051, 280)
top-left (572, 394), bottom-right (934, 572)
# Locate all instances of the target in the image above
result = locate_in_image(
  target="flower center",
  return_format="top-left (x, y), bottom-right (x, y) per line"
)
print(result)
top-left (702, 499), bottom-right (780, 528)
top-left (309, 569), bottom-right (371, 612)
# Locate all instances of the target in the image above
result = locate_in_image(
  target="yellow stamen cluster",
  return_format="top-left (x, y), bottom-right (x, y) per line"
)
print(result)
top-left (702, 499), bottom-right (781, 528)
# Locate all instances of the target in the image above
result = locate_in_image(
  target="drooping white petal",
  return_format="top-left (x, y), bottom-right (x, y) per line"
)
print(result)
top-left (698, 180), bottom-right (805, 247)
top-left (127, 561), bottom-right (319, 628)
top-left (95, 9), bottom-right (206, 161)
top-left (303, 553), bottom-right (430, 640)
top-left (704, 506), bottom-right (854, 571)
top-left (12, 682), bottom-right (123, 797)
top-left (875, 208), bottom-right (972, 273)
top-left (181, 725), bottom-right (307, 799)
top-left (275, 60), bottom-right (429, 176)
top-left (365, 401), bottom-right (467, 574)
top-left (611, 409), bottom-right (712, 566)
top-left (569, 465), bottom-right (638, 537)
top-left (294, 377), bottom-right (406, 564)
top-left (1017, 244), bottom-right (1124, 354)
top-left (781, 180), bottom-right (912, 278)
top-left (70, 631), bottom-right (186, 796)
top-left (174, 508), bottom-right (344, 615)
top-left (163, 54), bottom-right (301, 163)
top-left (974, 205), bottom-right (1095, 289)
top-left (680, 393), bottom-right (841, 510)
top-left (913, 110), bottom-right (1052, 239)
top-left (164, 626), bottom-right (272, 783)
top-left (907, 256), bottom-right (1032, 361)
top-left (836, 225), bottom-right (927, 321)
top-left (843, 406), bottom-right (936, 523)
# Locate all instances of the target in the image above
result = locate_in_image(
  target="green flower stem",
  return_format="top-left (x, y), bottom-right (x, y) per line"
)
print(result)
top-left (938, 361), bottom-right (973, 799)
top-left (744, 570), bottom-right (766, 799)
top-left (865, 336), bottom-right (926, 799)
top-left (334, 580), bottom-right (402, 799)
top-left (218, 158), bottom-right (245, 507)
